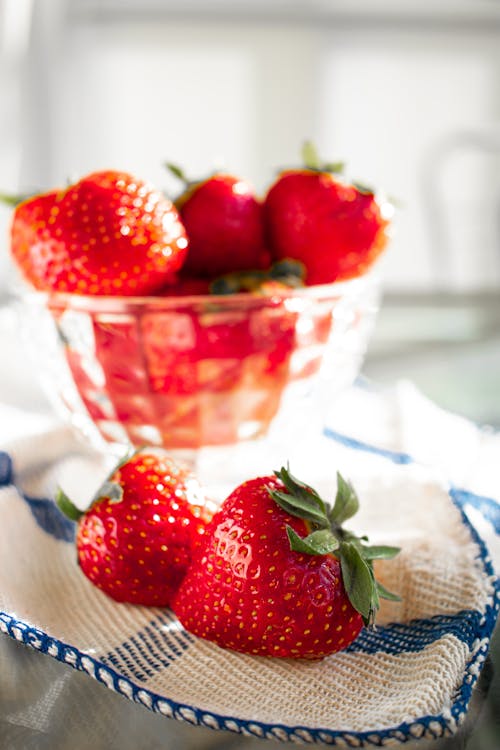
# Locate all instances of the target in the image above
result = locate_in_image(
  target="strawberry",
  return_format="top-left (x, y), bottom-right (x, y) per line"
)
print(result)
top-left (10, 170), bottom-right (188, 295)
top-left (57, 450), bottom-right (215, 606)
top-left (172, 467), bottom-right (399, 659)
top-left (264, 143), bottom-right (390, 285)
top-left (158, 277), bottom-right (211, 297)
top-left (167, 165), bottom-right (269, 277)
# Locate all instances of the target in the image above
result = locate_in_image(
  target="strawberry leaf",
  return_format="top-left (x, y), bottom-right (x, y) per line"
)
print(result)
top-left (211, 261), bottom-right (306, 296)
top-left (268, 258), bottom-right (306, 286)
top-left (268, 488), bottom-right (327, 526)
top-left (58, 450), bottom-right (131, 521)
top-left (0, 192), bottom-right (31, 207)
top-left (329, 472), bottom-right (359, 525)
top-left (275, 466), bottom-right (325, 510)
top-left (367, 560), bottom-right (380, 615)
top-left (55, 488), bottom-right (83, 521)
top-left (270, 466), bottom-right (401, 627)
top-left (301, 142), bottom-right (344, 174)
top-left (210, 270), bottom-right (267, 295)
top-left (323, 161), bottom-right (345, 174)
top-left (361, 545), bottom-right (400, 560)
top-left (302, 141), bottom-right (321, 170)
top-left (165, 163), bottom-right (188, 183)
top-left (272, 466), bottom-right (329, 524)
top-left (210, 275), bottom-right (245, 295)
top-left (92, 481), bottom-right (123, 505)
top-left (377, 581), bottom-right (402, 602)
top-left (352, 181), bottom-right (374, 196)
top-left (287, 527), bottom-right (340, 556)
top-left (339, 541), bottom-right (376, 626)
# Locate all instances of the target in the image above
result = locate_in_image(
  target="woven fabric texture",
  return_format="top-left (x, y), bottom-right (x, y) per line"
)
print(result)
top-left (0, 384), bottom-right (499, 746)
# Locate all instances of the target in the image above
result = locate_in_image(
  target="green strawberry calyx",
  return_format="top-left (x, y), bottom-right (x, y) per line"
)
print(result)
top-left (301, 141), bottom-right (345, 175)
top-left (164, 162), bottom-right (218, 207)
top-left (165, 162), bottom-right (190, 185)
top-left (56, 480), bottom-right (124, 522)
top-left (0, 192), bottom-right (34, 208)
top-left (301, 142), bottom-right (379, 196)
top-left (210, 259), bottom-right (306, 295)
top-left (55, 448), bottom-right (141, 521)
top-left (267, 466), bottom-right (401, 627)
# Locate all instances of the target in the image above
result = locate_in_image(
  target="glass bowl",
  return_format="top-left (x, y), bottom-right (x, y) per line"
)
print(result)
top-left (18, 274), bottom-right (380, 461)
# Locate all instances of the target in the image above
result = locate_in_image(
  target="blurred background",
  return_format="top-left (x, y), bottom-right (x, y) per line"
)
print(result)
top-left (0, 2), bottom-right (499, 749)
top-left (1, 0), bottom-right (500, 424)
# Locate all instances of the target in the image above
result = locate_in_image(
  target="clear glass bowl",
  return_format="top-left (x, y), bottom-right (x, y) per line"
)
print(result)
top-left (19, 274), bottom-right (380, 457)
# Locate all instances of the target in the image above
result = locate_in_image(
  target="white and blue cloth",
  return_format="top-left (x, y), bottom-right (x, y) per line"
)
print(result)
top-left (0, 382), bottom-right (499, 747)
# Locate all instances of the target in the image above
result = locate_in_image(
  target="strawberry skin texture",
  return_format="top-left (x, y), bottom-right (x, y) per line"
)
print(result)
top-left (77, 452), bottom-right (213, 606)
top-left (172, 476), bottom-right (363, 659)
top-left (264, 170), bottom-right (388, 284)
top-left (179, 174), bottom-right (269, 277)
top-left (11, 171), bottom-right (188, 295)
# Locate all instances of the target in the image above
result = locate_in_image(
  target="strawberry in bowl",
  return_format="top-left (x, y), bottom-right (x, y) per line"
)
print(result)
top-left (7, 151), bottom-right (389, 454)
top-left (10, 170), bottom-right (188, 295)
top-left (264, 142), bottom-right (391, 285)
top-left (167, 164), bottom-right (270, 277)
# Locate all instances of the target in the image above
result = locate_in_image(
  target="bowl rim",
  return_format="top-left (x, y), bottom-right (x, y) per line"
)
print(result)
top-left (17, 272), bottom-right (380, 313)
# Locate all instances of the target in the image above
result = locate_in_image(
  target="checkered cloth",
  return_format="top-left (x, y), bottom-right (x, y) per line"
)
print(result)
top-left (0, 382), bottom-right (499, 746)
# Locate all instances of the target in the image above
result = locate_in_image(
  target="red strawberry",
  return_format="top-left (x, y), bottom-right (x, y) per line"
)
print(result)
top-left (10, 170), bottom-right (188, 295)
top-left (167, 165), bottom-right (269, 277)
top-left (264, 143), bottom-right (390, 285)
top-left (172, 467), bottom-right (399, 659)
top-left (158, 277), bottom-right (211, 297)
top-left (57, 450), bottom-right (215, 606)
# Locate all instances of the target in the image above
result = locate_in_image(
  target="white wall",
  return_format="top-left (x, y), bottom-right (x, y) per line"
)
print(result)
top-left (3, 3), bottom-right (500, 293)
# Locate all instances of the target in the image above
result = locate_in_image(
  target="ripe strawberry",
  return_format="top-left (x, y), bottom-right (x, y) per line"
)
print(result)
top-left (158, 277), bottom-right (211, 297)
top-left (172, 467), bottom-right (400, 659)
top-left (10, 171), bottom-right (188, 295)
top-left (167, 165), bottom-right (269, 277)
top-left (264, 143), bottom-right (390, 284)
top-left (57, 450), bottom-right (215, 606)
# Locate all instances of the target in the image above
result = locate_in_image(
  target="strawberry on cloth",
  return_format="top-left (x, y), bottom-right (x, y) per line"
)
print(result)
top-left (57, 449), bottom-right (215, 606)
top-left (172, 466), bottom-right (399, 659)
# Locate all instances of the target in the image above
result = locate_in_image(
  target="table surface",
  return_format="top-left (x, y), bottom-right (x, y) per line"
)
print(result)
top-left (1, 294), bottom-right (499, 750)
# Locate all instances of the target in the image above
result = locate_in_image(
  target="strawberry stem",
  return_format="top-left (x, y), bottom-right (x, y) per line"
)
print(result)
top-left (301, 141), bottom-right (344, 175)
top-left (302, 141), bottom-right (321, 170)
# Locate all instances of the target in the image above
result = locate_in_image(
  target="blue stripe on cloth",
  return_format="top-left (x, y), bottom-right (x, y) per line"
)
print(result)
top-left (101, 611), bottom-right (194, 682)
top-left (348, 611), bottom-right (482, 655)
top-left (450, 488), bottom-right (500, 534)
top-left (0, 609), bottom-right (475, 745)
top-left (0, 449), bottom-right (75, 541)
top-left (323, 421), bottom-right (500, 731)
top-left (322, 427), bottom-right (414, 465)
top-left (323, 426), bottom-right (500, 535)
top-left (22, 495), bottom-right (76, 542)
top-left (1, 434), bottom-right (498, 745)
top-left (0, 451), bottom-right (13, 486)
